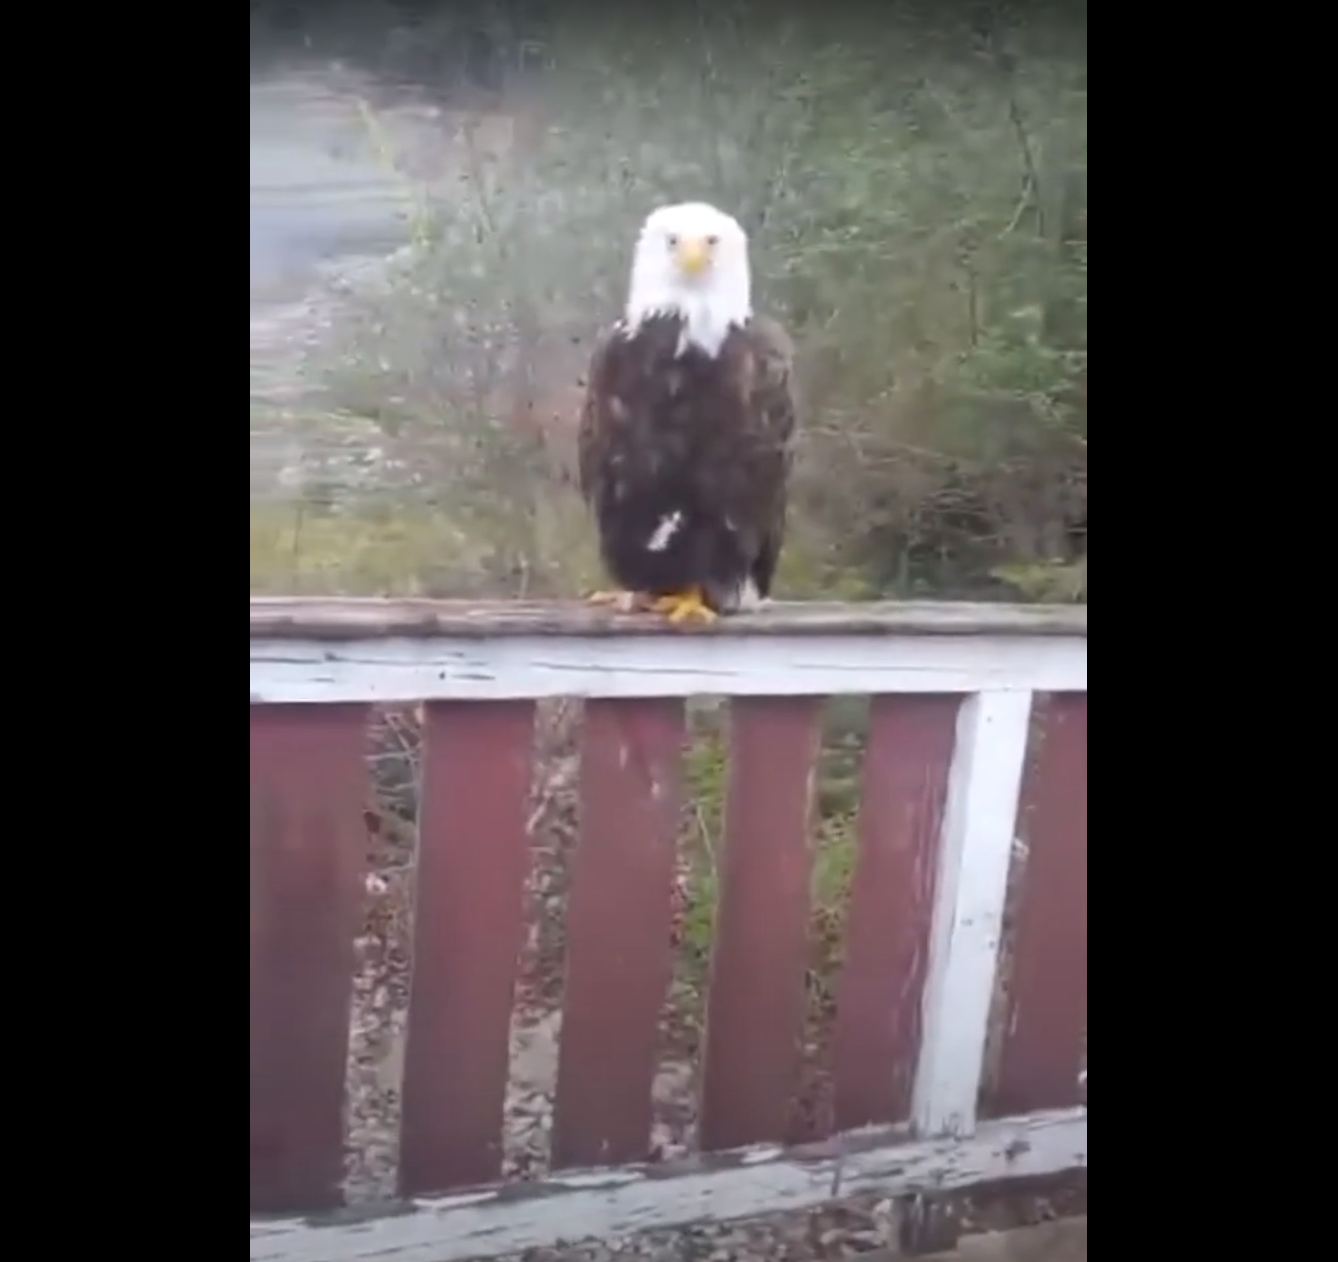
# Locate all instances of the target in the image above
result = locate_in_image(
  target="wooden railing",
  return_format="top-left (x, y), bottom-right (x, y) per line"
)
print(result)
top-left (250, 598), bottom-right (1087, 1262)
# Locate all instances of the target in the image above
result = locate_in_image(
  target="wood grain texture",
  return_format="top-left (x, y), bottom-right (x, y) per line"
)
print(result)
top-left (911, 692), bottom-right (1034, 1139)
top-left (250, 703), bottom-right (367, 1213)
top-left (833, 695), bottom-right (959, 1130)
top-left (250, 597), bottom-right (1087, 640)
top-left (987, 694), bottom-right (1088, 1117)
top-left (249, 1107), bottom-right (1088, 1262)
top-left (698, 697), bottom-right (823, 1151)
top-left (552, 699), bottom-right (686, 1168)
top-left (252, 631), bottom-right (1087, 704)
top-left (399, 701), bottom-right (535, 1194)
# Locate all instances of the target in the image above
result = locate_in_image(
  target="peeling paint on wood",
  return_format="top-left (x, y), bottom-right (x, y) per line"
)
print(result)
top-left (248, 600), bottom-right (1088, 1258)
top-left (248, 1107), bottom-right (1086, 1262)
top-left (912, 692), bottom-right (1033, 1139)
top-left (251, 632), bottom-right (1087, 703)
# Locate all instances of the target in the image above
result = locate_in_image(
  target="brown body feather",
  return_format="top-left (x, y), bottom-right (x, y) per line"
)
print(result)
top-left (578, 313), bottom-right (797, 612)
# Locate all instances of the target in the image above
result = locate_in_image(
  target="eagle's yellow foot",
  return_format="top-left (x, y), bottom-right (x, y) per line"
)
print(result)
top-left (586, 588), bottom-right (650, 614)
top-left (651, 588), bottom-right (718, 625)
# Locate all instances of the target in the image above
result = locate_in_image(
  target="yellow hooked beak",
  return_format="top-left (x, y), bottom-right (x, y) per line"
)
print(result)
top-left (674, 235), bottom-right (712, 277)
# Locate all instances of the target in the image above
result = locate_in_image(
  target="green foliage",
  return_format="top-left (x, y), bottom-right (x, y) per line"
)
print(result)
top-left (677, 726), bottom-right (728, 976)
top-left (992, 555), bottom-right (1088, 603)
top-left (259, 3), bottom-right (1087, 601)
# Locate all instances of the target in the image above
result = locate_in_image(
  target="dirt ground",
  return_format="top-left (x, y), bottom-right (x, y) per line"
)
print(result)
top-left (944, 1219), bottom-right (1086, 1262)
top-left (482, 1174), bottom-right (1087, 1261)
top-left (470, 1218), bottom-right (1087, 1262)
top-left (477, 1214), bottom-right (1088, 1261)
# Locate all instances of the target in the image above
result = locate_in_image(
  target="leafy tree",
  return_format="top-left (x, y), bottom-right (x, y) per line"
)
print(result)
top-left (310, 2), bottom-right (1087, 599)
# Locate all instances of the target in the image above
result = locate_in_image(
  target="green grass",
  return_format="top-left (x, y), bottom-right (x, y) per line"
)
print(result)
top-left (252, 491), bottom-right (872, 600)
top-left (251, 500), bottom-right (461, 594)
top-left (250, 493), bottom-right (605, 596)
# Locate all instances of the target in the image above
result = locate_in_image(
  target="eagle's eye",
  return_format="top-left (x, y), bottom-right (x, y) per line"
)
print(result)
top-left (706, 234), bottom-right (719, 246)
top-left (666, 233), bottom-right (679, 248)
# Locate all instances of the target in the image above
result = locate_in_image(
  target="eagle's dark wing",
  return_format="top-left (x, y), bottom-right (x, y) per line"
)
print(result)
top-left (738, 315), bottom-right (798, 599)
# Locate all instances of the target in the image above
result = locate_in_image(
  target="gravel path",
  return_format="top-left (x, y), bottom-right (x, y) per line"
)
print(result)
top-left (249, 64), bottom-right (468, 496)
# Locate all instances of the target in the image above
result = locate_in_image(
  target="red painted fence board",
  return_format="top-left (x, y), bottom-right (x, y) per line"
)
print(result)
top-left (551, 698), bottom-right (686, 1168)
top-left (699, 698), bottom-right (824, 1152)
top-left (399, 701), bottom-right (536, 1194)
top-left (832, 695), bottom-right (958, 1130)
top-left (988, 693), bottom-right (1088, 1116)
top-left (250, 703), bottom-right (367, 1213)
top-left (248, 671), bottom-right (1086, 1213)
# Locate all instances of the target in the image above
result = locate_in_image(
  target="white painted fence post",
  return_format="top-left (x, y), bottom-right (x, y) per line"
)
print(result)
top-left (911, 689), bottom-right (1033, 1138)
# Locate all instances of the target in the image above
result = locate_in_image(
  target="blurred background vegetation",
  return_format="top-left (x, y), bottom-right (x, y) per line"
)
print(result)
top-left (251, 1), bottom-right (1087, 1085)
top-left (250, 0), bottom-right (1087, 606)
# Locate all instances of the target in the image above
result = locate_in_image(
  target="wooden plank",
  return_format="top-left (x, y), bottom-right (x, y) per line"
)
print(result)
top-left (699, 697), bottom-right (823, 1151)
top-left (832, 695), bottom-right (959, 1130)
top-left (250, 597), bottom-right (1088, 640)
top-left (551, 698), bottom-right (685, 1168)
top-left (399, 701), bottom-right (535, 1193)
top-left (251, 632), bottom-right (1087, 704)
top-left (988, 694), bottom-right (1088, 1117)
top-left (250, 703), bottom-right (367, 1213)
top-left (248, 1106), bottom-right (1088, 1262)
top-left (911, 691), bottom-right (1033, 1139)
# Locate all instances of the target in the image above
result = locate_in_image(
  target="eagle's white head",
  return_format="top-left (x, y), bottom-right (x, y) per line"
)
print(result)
top-left (624, 201), bottom-right (752, 358)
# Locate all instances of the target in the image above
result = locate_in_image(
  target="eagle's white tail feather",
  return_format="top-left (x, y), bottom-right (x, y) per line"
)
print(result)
top-left (737, 577), bottom-right (765, 610)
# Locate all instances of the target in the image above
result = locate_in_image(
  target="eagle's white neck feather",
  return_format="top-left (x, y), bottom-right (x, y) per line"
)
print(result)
top-left (624, 282), bottom-right (750, 358)
top-left (622, 204), bottom-right (752, 358)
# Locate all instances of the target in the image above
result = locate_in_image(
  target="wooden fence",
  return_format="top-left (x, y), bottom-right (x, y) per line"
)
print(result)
top-left (250, 598), bottom-right (1088, 1262)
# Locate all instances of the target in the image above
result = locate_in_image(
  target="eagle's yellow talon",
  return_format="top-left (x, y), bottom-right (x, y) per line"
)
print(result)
top-left (586, 589), bottom-right (650, 613)
top-left (651, 588), bottom-right (718, 625)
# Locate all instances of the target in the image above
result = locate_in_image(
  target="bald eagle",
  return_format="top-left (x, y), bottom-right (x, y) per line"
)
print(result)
top-left (578, 202), bottom-right (798, 625)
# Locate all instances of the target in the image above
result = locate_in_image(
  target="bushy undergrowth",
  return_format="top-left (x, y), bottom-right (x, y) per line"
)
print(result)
top-left (252, 2), bottom-right (1086, 606)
